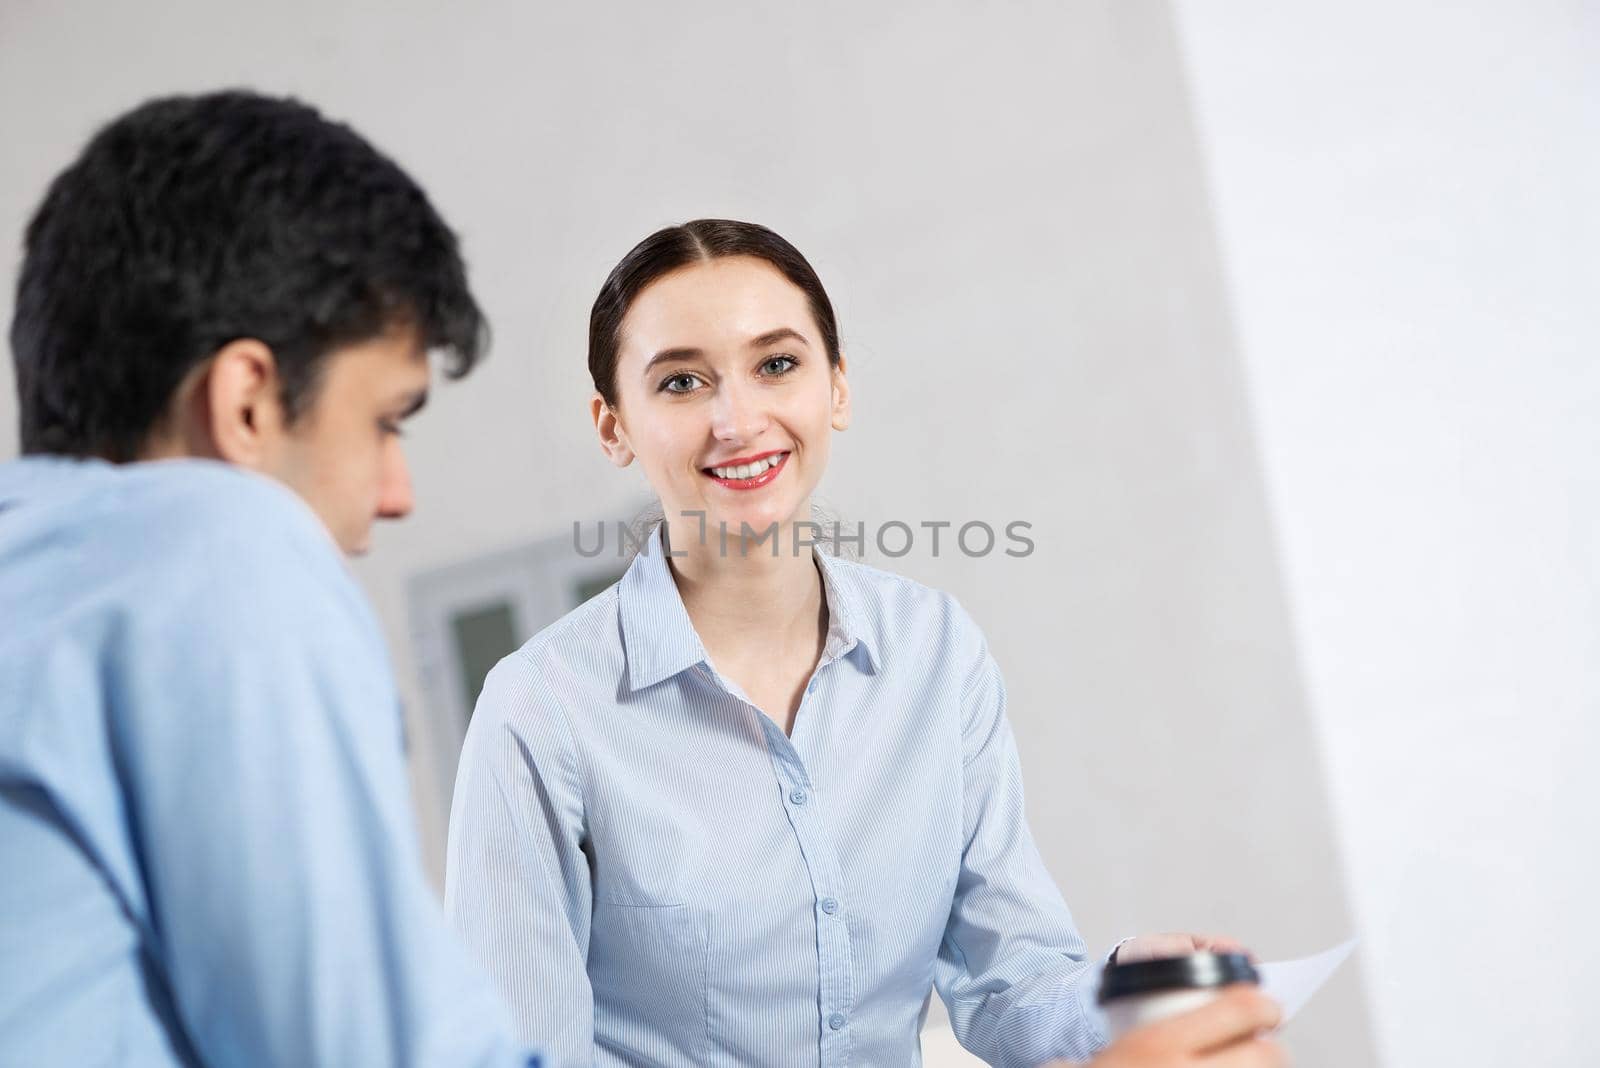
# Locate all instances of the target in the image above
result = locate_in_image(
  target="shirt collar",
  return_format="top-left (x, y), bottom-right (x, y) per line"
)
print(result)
top-left (619, 523), bottom-right (711, 692)
top-left (813, 539), bottom-right (880, 673)
top-left (619, 522), bottom-right (880, 693)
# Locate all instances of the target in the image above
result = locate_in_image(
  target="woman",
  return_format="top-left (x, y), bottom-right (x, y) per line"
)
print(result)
top-left (445, 220), bottom-right (1248, 1067)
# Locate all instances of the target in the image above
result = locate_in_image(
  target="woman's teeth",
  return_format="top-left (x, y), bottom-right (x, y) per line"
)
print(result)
top-left (709, 454), bottom-right (784, 480)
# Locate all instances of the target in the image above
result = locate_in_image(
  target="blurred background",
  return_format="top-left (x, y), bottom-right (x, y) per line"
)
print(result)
top-left (2, 1), bottom-right (1594, 1065)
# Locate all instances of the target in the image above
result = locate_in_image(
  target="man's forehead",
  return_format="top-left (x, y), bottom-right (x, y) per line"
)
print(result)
top-left (309, 329), bottom-right (431, 410)
top-left (330, 329), bottom-right (428, 373)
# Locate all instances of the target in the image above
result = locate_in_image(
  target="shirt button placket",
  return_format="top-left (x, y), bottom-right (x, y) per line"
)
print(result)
top-left (771, 755), bottom-right (850, 1065)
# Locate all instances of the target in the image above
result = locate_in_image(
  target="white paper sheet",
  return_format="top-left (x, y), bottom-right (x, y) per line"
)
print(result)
top-left (920, 938), bottom-right (1358, 1064)
top-left (1257, 938), bottom-right (1357, 1022)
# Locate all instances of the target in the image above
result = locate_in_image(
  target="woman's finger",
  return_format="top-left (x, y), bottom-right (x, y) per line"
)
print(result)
top-left (1142, 986), bottom-right (1283, 1051)
top-left (1180, 932), bottom-right (1258, 964)
top-left (1198, 1036), bottom-right (1289, 1068)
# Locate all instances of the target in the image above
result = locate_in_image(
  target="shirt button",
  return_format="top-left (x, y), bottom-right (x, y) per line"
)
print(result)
top-left (828, 1013), bottom-right (847, 1031)
top-left (789, 788), bottom-right (808, 806)
top-left (806, 679), bottom-right (817, 693)
top-left (820, 897), bottom-right (839, 915)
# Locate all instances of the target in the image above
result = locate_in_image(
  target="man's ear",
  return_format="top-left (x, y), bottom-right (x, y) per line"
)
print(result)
top-left (830, 353), bottom-right (851, 432)
top-left (591, 392), bottom-right (634, 467)
top-left (204, 339), bottom-right (287, 468)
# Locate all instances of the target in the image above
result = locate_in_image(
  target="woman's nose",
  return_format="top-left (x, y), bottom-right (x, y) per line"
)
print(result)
top-left (708, 380), bottom-right (769, 442)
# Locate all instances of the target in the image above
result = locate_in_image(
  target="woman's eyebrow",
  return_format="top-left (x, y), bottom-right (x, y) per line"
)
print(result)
top-left (642, 347), bottom-right (701, 376)
top-left (642, 328), bottom-right (809, 377)
top-left (748, 327), bottom-right (809, 349)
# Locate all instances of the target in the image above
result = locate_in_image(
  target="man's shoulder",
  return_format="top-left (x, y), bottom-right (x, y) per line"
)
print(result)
top-left (135, 461), bottom-right (341, 578)
top-left (1, 457), bottom-right (362, 645)
top-left (126, 462), bottom-right (369, 630)
top-left (0, 459), bottom-right (391, 778)
top-left (118, 459), bottom-right (333, 551)
top-left (1, 456), bottom-right (330, 551)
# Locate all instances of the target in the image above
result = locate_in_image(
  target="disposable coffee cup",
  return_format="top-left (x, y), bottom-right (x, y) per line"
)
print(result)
top-left (1097, 951), bottom-right (1260, 1041)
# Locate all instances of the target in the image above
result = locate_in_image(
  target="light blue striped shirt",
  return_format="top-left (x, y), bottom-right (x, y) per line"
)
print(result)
top-left (445, 522), bottom-right (1111, 1067)
top-left (0, 457), bottom-right (534, 1068)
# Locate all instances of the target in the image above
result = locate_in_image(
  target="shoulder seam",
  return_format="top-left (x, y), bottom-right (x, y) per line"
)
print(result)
top-left (507, 624), bottom-right (603, 820)
top-left (512, 583), bottom-right (621, 662)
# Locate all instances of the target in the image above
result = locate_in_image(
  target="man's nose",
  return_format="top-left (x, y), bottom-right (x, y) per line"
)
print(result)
top-left (376, 439), bottom-right (415, 520)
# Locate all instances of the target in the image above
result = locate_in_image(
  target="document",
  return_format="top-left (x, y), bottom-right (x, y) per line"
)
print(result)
top-left (1258, 938), bottom-right (1357, 1022)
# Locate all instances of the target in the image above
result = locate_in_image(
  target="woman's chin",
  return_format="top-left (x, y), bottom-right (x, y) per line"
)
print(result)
top-left (696, 502), bottom-right (805, 550)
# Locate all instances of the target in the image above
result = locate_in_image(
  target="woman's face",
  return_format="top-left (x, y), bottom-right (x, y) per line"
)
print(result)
top-left (596, 255), bottom-right (850, 548)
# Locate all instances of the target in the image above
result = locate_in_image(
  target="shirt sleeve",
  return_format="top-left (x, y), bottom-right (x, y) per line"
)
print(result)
top-left (445, 650), bottom-right (596, 1067)
top-left (932, 615), bottom-right (1112, 1068)
top-left (112, 506), bottom-right (534, 1068)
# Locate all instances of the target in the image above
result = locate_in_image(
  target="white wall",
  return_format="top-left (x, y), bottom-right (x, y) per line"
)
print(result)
top-left (1172, 3), bottom-right (1599, 1065)
top-left (0, 2), bottom-right (1374, 1063)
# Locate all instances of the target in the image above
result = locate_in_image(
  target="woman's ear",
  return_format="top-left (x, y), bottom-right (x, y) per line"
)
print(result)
top-left (830, 354), bottom-right (851, 432)
top-left (196, 338), bottom-right (286, 467)
top-left (591, 392), bottom-right (635, 467)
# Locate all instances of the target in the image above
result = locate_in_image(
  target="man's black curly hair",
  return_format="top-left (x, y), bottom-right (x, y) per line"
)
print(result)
top-left (11, 90), bottom-right (486, 460)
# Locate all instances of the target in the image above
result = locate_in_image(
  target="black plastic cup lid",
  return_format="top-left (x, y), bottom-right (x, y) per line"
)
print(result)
top-left (1097, 952), bottom-right (1260, 1005)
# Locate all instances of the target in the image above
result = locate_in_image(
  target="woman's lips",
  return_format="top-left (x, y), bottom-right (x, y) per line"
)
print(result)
top-left (702, 451), bottom-right (789, 490)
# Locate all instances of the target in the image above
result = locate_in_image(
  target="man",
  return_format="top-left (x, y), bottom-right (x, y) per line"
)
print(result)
top-left (0, 90), bottom-right (1284, 1068)
top-left (0, 89), bottom-right (531, 1067)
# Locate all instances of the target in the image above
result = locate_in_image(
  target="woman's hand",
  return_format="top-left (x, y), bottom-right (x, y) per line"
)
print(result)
top-left (1050, 987), bottom-right (1287, 1067)
top-left (1115, 932), bottom-right (1253, 963)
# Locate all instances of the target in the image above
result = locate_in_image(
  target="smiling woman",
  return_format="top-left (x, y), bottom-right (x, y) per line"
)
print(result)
top-left (443, 219), bottom-right (1246, 1067)
top-left (587, 220), bottom-right (851, 547)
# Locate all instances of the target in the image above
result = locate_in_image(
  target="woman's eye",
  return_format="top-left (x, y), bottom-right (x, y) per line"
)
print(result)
top-left (378, 419), bottom-right (404, 437)
top-left (761, 355), bottom-right (797, 376)
top-left (660, 373), bottom-right (700, 394)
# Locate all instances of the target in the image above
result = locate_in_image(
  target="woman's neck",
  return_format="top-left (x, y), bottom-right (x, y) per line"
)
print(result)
top-left (663, 517), bottom-right (827, 665)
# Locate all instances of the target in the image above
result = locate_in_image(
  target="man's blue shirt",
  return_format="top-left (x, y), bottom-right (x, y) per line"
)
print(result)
top-left (0, 457), bottom-right (531, 1067)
